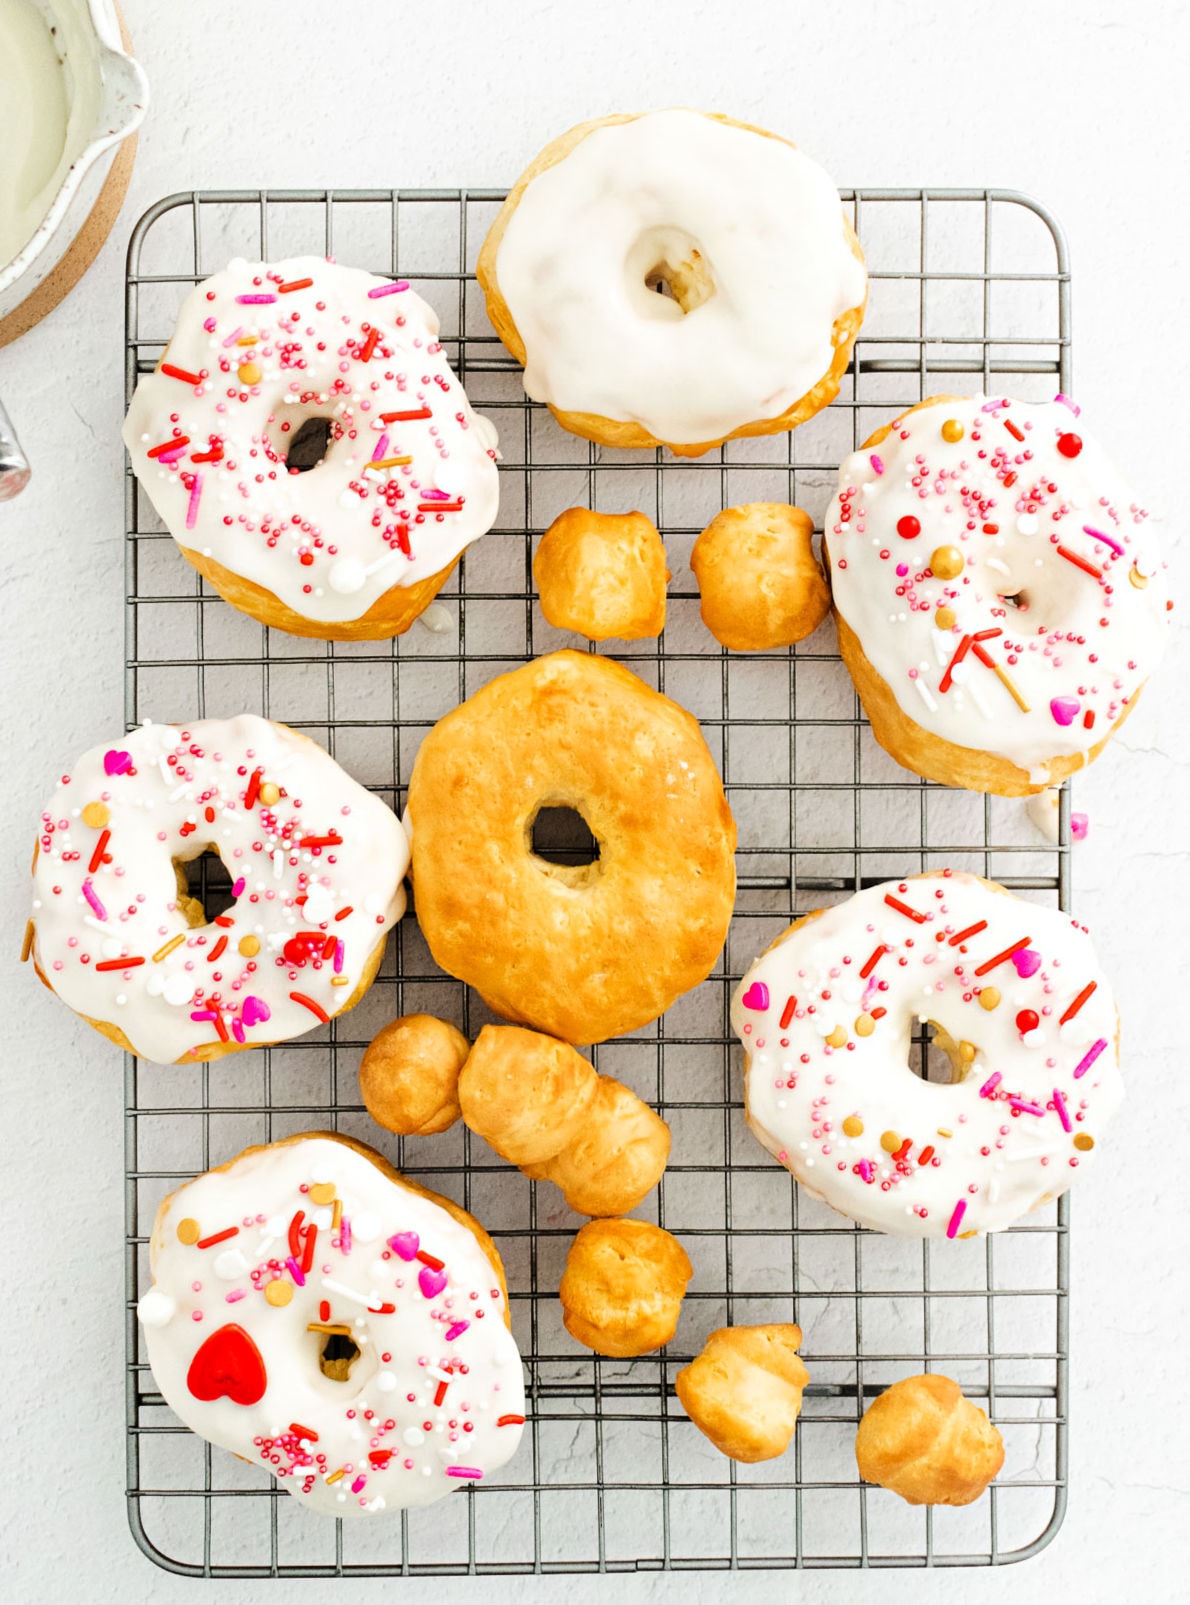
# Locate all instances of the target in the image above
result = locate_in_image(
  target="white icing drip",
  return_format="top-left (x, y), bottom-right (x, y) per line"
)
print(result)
top-left (828, 396), bottom-right (1169, 771)
top-left (492, 111), bottom-right (865, 445)
top-left (138, 1137), bottom-right (525, 1517)
top-left (732, 873), bottom-right (1122, 1237)
top-left (122, 258), bottom-right (500, 626)
top-left (29, 716), bottom-right (409, 1063)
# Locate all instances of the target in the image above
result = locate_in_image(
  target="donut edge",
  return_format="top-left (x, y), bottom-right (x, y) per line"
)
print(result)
top-left (477, 110), bottom-right (867, 458)
top-left (147, 1129), bottom-right (511, 1327)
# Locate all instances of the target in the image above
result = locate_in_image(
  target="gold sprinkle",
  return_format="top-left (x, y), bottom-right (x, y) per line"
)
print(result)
top-left (237, 360), bottom-right (262, 386)
top-left (978, 988), bottom-right (1001, 1012)
top-left (367, 455), bottom-right (413, 470)
top-left (941, 419), bottom-right (965, 443)
top-left (1073, 1132), bottom-right (1095, 1152)
top-left (176, 1218), bottom-right (201, 1245)
top-left (308, 1181), bottom-right (336, 1205)
top-left (958, 1229), bottom-right (979, 1239)
top-left (258, 782), bottom-right (281, 806)
top-left (936, 1128), bottom-right (953, 1139)
top-left (930, 545), bottom-right (965, 581)
top-left (153, 933), bottom-right (186, 963)
top-left (826, 1025), bottom-right (848, 1049)
top-left (959, 1040), bottom-right (977, 1063)
top-left (82, 801), bottom-right (111, 829)
top-left (990, 660), bottom-right (1031, 713)
top-left (880, 1131), bottom-right (901, 1154)
top-left (854, 1014), bottom-right (876, 1038)
top-left (238, 935), bottom-right (260, 957)
top-left (325, 1468), bottom-right (346, 1485)
top-left (332, 1198), bottom-right (343, 1229)
top-left (330, 975), bottom-right (351, 987)
top-left (307, 1321), bottom-right (352, 1336)
top-left (265, 1279), bottom-right (294, 1307)
top-left (842, 1116), bottom-right (865, 1138)
top-left (20, 920), bottom-right (34, 963)
top-left (236, 334), bottom-right (259, 346)
top-left (1129, 565), bottom-right (1149, 589)
top-left (934, 605), bottom-right (957, 631)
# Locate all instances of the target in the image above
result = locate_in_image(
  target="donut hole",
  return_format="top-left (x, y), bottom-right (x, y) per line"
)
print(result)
top-left (173, 846), bottom-right (236, 927)
top-left (528, 802), bottom-right (602, 888)
top-left (627, 226), bottom-right (717, 319)
top-left (913, 1020), bottom-right (977, 1085)
top-left (998, 589), bottom-right (1029, 613)
top-left (317, 1327), bottom-right (361, 1382)
top-left (265, 405), bottom-right (341, 473)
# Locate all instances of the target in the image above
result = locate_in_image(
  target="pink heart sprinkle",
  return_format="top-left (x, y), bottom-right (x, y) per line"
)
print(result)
top-left (1012, 948), bottom-right (1042, 978)
top-left (1049, 697), bottom-right (1081, 727)
top-left (241, 996), bottom-right (271, 1027)
top-left (104, 749), bottom-right (132, 776)
top-left (1071, 812), bottom-right (1089, 842)
top-left (740, 981), bottom-right (770, 1012)
top-left (389, 1231), bottom-right (419, 1262)
top-left (418, 1265), bottom-right (448, 1299)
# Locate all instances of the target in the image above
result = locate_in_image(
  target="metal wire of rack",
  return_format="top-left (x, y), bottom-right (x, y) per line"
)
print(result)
top-left (123, 186), bottom-right (1074, 1577)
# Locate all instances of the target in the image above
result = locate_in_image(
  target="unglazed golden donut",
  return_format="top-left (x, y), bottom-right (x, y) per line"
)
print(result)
top-left (691, 502), bottom-right (830, 650)
top-left (478, 110), bottom-right (866, 456)
top-left (559, 1218), bottom-right (692, 1357)
top-left (855, 1374), bottom-right (1004, 1506)
top-left (406, 651), bottom-right (737, 1044)
top-left (534, 508), bottom-right (669, 641)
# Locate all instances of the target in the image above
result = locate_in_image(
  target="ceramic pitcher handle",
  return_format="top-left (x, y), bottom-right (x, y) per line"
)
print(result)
top-left (0, 398), bottom-right (31, 501)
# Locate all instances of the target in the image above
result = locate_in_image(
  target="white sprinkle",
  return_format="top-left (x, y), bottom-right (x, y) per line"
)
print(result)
top-left (320, 1276), bottom-right (379, 1308)
top-left (914, 677), bottom-right (938, 713)
top-left (273, 849), bottom-right (285, 879)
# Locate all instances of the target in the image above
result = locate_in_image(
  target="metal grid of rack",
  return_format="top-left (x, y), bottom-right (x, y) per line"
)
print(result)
top-left (124, 186), bottom-right (1073, 1577)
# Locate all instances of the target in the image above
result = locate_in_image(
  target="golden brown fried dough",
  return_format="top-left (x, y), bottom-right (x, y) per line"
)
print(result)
top-left (559, 1218), bottom-right (692, 1357)
top-left (855, 1374), bottom-right (1005, 1506)
top-left (358, 1014), bottom-right (470, 1136)
top-left (534, 508), bottom-right (669, 641)
top-left (675, 1324), bottom-right (810, 1462)
top-left (406, 651), bottom-right (737, 1044)
top-left (460, 1025), bottom-right (669, 1214)
top-left (691, 502), bottom-right (829, 651)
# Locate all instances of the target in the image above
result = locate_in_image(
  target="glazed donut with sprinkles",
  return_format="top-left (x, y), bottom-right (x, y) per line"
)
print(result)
top-left (826, 394), bottom-right (1170, 794)
top-left (731, 872), bottom-right (1122, 1238)
top-left (123, 256), bottom-right (500, 639)
top-left (26, 716), bottom-right (408, 1064)
top-left (137, 1134), bottom-right (525, 1516)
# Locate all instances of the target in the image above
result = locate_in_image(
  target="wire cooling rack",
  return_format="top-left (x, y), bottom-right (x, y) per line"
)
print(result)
top-left (124, 186), bottom-right (1074, 1577)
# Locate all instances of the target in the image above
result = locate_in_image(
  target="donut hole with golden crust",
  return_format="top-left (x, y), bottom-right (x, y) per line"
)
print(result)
top-left (406, 651), bottom-right (737, 1044)
top-left (359, 1014), bottom-right (471, 1136)
top-left (534, 508), bottom-right (669, 641)
top-left (691, 502), bottom-right (829, 651)
top-left (855, 1373), bottom-right (1005, 1506)
top-left (559, 1218), bottom-right (692, 1357)
top-left (675, 1324), bottom-right (810, 1463)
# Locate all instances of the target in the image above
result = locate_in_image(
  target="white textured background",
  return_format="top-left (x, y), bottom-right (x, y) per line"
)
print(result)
top-left (2, 2), bottom-right (1186, 1601)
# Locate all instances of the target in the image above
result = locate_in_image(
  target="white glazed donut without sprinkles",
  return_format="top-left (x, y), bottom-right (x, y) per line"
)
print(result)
top-left (26, 716), bottom-right (408, 1064)
top-left (137, 1135), bottom-right (526, 1517)
top-left (123, 256), bottom-right (500, 639)
top-left (478, 110), bottom-right (867, 455)
top-left (731, 872), bottom-right (1122, 1239)
top-left (826, 394), bottom-right (1171, 795)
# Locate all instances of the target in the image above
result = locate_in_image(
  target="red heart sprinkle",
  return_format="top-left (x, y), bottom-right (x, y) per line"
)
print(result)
top-left (186, 1323), bottom-right (267, 1406)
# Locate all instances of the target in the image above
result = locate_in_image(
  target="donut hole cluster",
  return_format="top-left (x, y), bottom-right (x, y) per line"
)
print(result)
top-left (173, 844), bottom-right (238, 927)
top-left (528, 802), bottom-right (602, 880)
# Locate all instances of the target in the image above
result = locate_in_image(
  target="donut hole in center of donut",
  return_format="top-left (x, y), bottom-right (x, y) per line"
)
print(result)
top-left (317, 1327), bottom-right (362, 1382)
top-left (265, 405), bottom-right (340, 473)
top-left (627, 226), bottom-right (717, 319)
top-left (528, 802), bottom-right (602, 888)
top-left (912, 1019), bottom-right (977, 1086)
top-left (173, 846), bottom-right (237, 927)
top-left (998, 588), bottom-right (1030, 614)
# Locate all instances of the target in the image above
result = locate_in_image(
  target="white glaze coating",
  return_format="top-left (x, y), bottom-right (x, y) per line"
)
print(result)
top-left (139, 1137), bottom-right (525, 1517)
top-left (731, 873), bottom-right (1122, 1237)
top-left (492, 110), bottom-right (866, 445)
top-left (827, 395), bottom-right (1169, 776)
top-left (29, 716), bottom-right (408, 1063)
top-left (122, 257), bottom-right (500, 626)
